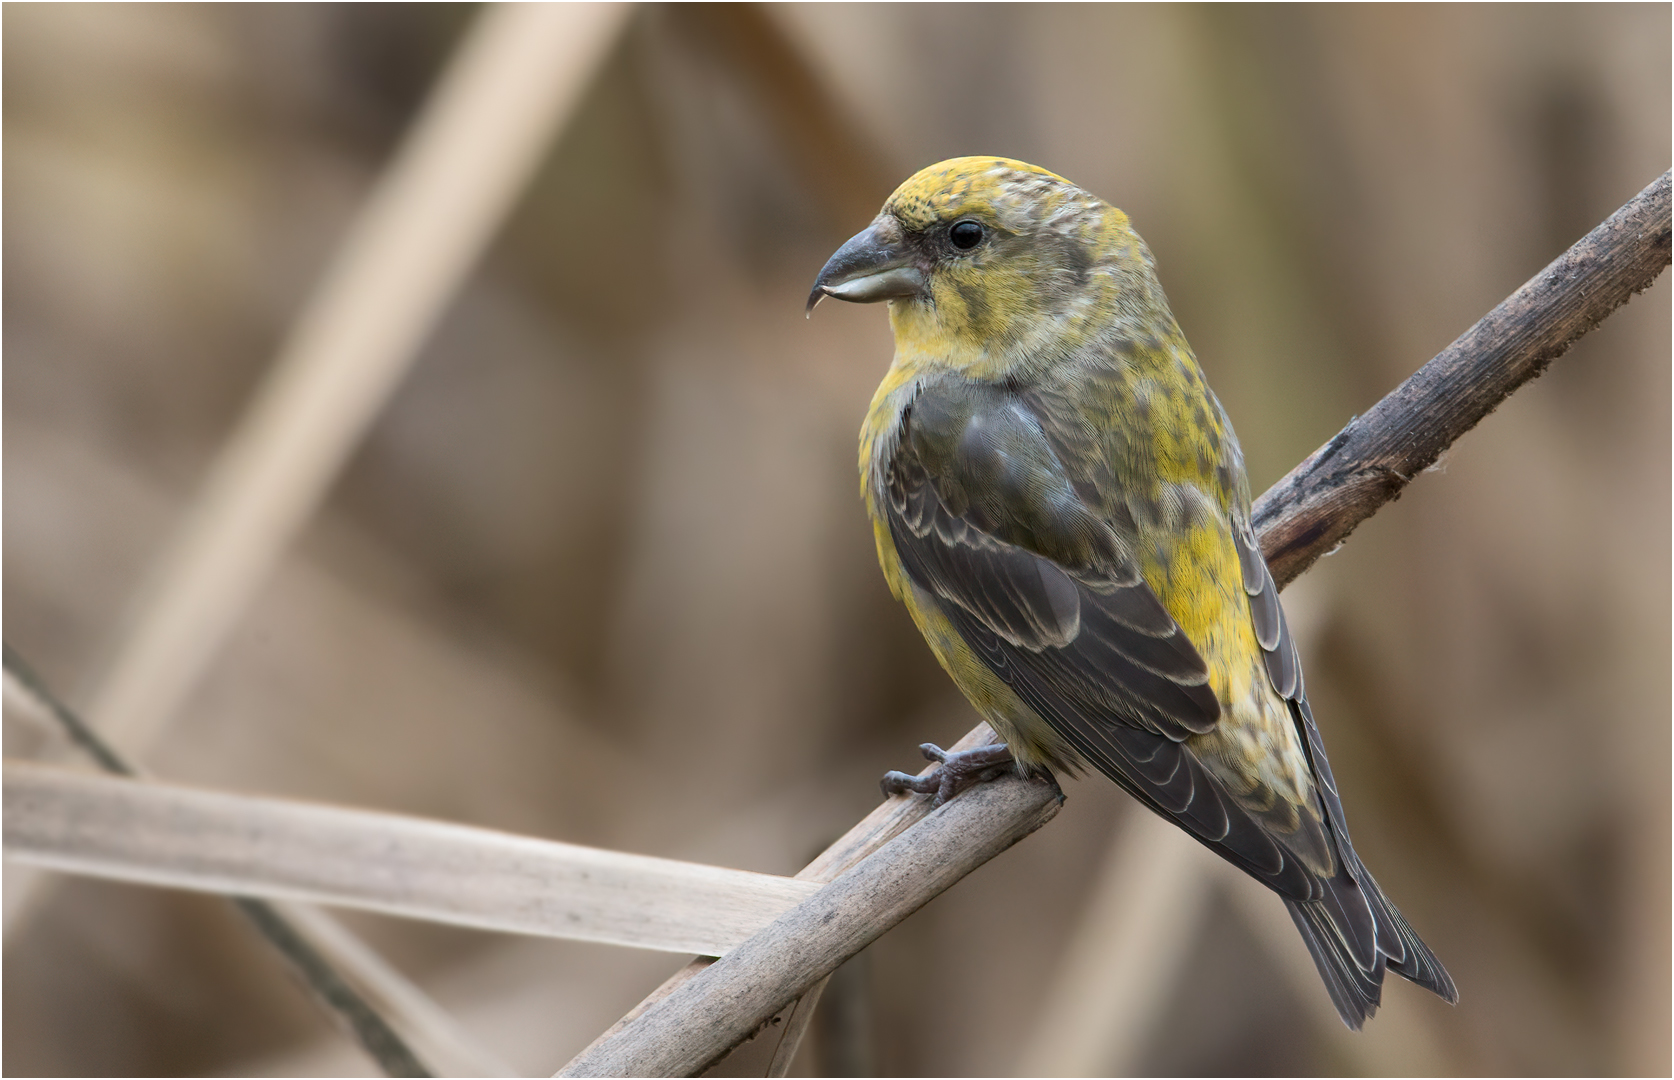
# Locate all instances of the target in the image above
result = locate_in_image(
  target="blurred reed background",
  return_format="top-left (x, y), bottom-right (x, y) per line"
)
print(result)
top-left (3, 3), bottom-right (1668, 1076)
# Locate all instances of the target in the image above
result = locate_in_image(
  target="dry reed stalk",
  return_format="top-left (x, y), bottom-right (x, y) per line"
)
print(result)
top-left (4, 762), bottom-right (822, 956)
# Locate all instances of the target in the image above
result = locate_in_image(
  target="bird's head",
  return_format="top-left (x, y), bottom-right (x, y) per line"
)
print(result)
top-left (808, 157), bottom-right (1168, 375)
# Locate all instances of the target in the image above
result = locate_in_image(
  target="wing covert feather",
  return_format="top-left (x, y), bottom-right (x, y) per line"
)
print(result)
top-left (1234, 522), bottom-right (1301, 699)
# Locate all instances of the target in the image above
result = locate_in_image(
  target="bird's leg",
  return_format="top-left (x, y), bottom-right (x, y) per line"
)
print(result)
top-left (880, 742), bottom-right (1016, 807)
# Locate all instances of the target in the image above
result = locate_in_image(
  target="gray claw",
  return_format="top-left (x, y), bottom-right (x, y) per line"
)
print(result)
top-left (880, 743), bottom-right (1016, 807)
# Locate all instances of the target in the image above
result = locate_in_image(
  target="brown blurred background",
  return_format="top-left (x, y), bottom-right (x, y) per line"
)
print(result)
top-left (4, 3), bottom-right (1668, 1076)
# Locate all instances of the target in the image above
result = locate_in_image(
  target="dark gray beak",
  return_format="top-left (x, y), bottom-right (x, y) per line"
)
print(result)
top-left (806, 215), bottom-right (927, 316)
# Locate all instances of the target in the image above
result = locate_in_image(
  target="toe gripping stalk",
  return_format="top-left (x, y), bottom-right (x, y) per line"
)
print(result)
top-left (881, 742), bottom-right (1018, 807)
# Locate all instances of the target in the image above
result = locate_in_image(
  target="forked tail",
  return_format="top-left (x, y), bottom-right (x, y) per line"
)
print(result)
top-left (1285, 862), bottom-right (1458, 1029)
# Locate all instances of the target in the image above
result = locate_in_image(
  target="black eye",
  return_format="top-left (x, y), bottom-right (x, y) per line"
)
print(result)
top-left (949, 220), bottom-right (984, 250)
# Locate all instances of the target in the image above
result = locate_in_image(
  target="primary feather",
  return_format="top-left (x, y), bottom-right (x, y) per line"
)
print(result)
top-left (819, 156), bottom-right (1456, 1028)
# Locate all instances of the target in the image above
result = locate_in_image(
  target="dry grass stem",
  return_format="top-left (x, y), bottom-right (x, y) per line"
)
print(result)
top-left (3, 762), bottom-right (821, 956)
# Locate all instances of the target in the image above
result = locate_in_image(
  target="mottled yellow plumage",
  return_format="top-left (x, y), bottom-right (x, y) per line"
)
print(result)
top-left (859, 159), bottom-right (1291, 795)
top-left (812, 156), bottom-right (1456, 1028)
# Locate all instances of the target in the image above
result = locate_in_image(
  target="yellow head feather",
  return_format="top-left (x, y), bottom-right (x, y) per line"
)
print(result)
top-left (875, 157), bottom-right (1167, 380)
top-left (884, 157), bottom-right (1080, 227)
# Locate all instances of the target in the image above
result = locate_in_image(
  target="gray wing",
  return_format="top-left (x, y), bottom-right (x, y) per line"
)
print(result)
top-left (886, 377), bottom-right (1335, 898)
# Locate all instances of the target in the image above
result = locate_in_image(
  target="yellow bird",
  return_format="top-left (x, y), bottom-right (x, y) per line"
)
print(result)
top-left (808, 157), bottom-right (1456, 1028)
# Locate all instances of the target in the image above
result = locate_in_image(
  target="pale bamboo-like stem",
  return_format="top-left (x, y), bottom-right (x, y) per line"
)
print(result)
top-left (3, 762), bottom-right (820, 956)
top-left (592, 170), bottom-right (1671, 1075)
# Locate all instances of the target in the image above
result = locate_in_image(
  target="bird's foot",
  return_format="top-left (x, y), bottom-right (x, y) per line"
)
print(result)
top-left (880, 742), bottom-right (1016, 808)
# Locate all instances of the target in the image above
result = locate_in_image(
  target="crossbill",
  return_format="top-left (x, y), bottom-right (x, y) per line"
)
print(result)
top-left (808, 157), bottom-right (1457, 1028)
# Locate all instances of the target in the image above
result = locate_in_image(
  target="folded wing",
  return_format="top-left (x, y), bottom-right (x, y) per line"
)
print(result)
top-left (886, 379), bottom-right (1335, 901)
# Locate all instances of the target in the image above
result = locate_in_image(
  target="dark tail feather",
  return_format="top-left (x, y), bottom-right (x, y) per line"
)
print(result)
top-left (1360, 869), bottom-right (1459, 1004)
top-left (1285, 866), bottom-right (1458, 1030)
